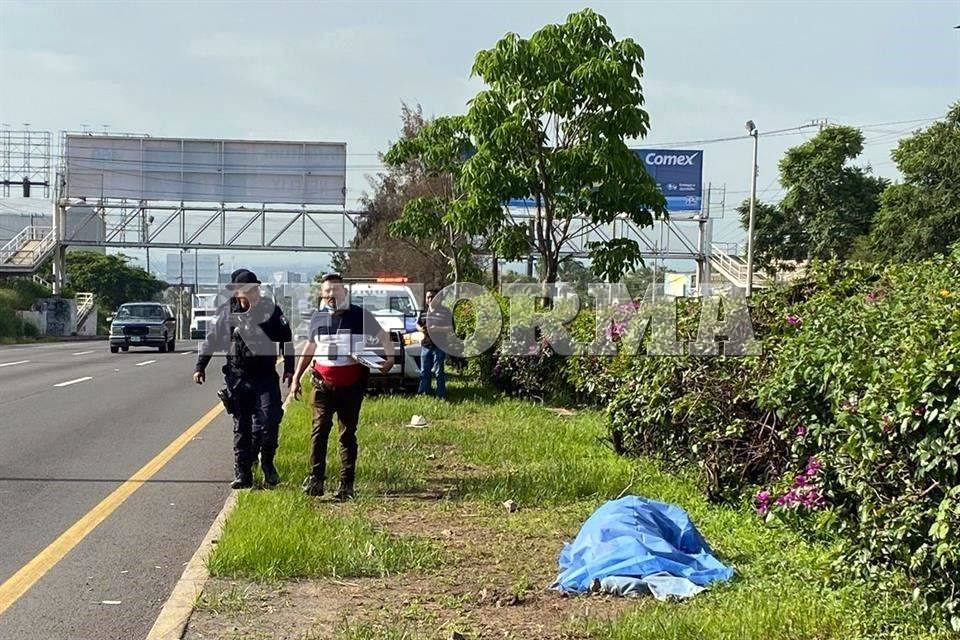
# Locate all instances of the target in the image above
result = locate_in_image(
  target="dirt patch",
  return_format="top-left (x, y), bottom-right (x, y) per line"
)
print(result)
top-left (184, 502), bottom-right (634, 640)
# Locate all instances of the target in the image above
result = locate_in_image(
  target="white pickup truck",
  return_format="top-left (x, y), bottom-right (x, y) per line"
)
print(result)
top-left (348, 280), bottom-right (425, 392)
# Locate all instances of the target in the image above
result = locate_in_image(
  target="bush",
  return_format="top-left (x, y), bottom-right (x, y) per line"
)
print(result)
top-left (756, 252), bottom-right (960, 627)
top-left (471, 251), bottom-right (960, 627)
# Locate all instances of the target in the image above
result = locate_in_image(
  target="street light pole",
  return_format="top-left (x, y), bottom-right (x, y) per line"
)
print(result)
top-left (745, 120), bottom-right (759, 297)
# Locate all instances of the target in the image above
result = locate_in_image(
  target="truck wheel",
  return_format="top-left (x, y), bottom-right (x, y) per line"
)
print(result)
top-left (121, 345), bottom-right (129, 352)
top-left (110, 345), bottom-right (119, 354)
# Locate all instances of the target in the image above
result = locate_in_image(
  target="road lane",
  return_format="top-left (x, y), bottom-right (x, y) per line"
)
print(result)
top-left (0, 340), bottom-right (245, 639)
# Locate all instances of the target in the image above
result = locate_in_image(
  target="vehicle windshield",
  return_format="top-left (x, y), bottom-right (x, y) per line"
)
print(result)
top-left (116, 304), bottom-right (166, 320)
top-left (350, 291), bottom-right (415, 315)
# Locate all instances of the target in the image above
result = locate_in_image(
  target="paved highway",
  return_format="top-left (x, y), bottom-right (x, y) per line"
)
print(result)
top-left (0, 340), bottom-right (237, 639)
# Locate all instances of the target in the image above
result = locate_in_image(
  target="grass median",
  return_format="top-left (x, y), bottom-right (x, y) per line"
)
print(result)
top-left (202, 379), bottom-right (949, 640)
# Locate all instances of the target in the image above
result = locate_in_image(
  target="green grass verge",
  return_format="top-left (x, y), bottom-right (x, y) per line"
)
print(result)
top-left (207, 378), bottom-right (949, 639)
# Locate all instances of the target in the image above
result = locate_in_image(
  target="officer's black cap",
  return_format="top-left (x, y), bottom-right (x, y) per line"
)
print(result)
top-left (227, 268), bottom-right (261, 289)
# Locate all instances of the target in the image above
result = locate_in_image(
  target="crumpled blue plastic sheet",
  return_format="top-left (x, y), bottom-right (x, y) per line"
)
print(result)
top-left (552, 496), bottom-right (734, 600)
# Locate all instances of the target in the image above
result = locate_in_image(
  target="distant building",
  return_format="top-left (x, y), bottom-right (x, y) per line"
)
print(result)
top-left (166, 252), bottom-right (221, 287)
top-left (271, 270), bottom-right (304, 284)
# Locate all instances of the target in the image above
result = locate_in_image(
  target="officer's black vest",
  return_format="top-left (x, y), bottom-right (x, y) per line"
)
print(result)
top-left (226, 301), bottom-right (276, 378)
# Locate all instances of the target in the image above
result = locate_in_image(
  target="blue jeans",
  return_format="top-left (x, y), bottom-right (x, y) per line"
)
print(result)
top-left (418, 345), bottom-right (446, 398)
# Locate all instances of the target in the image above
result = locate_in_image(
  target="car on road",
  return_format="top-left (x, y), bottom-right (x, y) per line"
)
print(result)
top-left (109, 303), bottom-right (177, 353)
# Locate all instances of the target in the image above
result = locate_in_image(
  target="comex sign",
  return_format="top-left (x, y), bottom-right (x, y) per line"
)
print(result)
top-left (634, 149), bottom-right (703, 212)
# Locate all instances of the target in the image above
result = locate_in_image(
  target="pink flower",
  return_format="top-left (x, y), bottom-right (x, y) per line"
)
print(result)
top-left (786, 314), bottom-right (802, 326)
top-left (795, 425), bottom-right (808, 437)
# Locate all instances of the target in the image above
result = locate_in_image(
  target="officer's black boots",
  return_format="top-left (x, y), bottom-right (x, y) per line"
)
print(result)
top-left (302, 475), bottom-right (324, 497)
top-left (261, 454), bottom-right (281, 487)
top-left (334, 482), bottom-right (355, 502)
top-left (231, 467), bottom-right (254, 490)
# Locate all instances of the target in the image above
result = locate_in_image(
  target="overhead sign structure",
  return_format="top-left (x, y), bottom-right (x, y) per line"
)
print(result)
top-left (63, 135), bottom-right (347, 206)
top-left (633, 149), bottom-right (703, 212)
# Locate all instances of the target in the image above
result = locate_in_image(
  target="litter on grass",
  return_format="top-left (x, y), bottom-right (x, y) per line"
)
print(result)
top-left (552, 495), bottom-right (734, 601)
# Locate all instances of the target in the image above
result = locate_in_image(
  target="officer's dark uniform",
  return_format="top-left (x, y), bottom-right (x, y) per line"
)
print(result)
top-left (196, 271), bottom-right (293, 489)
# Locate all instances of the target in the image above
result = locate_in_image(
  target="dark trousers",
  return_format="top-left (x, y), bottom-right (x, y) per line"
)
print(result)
top-left (229, 372), bottom-right (284, 471)
top-left (309, 374), bottom-right (366, 487)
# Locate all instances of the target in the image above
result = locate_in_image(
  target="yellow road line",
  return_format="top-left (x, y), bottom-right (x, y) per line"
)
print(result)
top-left (0, 403), bottom-right (225, 617)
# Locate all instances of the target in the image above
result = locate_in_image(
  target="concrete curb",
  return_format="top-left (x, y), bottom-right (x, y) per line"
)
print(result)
top-left (144, 491), bottom-right (237, 640)
top-left (145, 387), bottom-right (296, 640)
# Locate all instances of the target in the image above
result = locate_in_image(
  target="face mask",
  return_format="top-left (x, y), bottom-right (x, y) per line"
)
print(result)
top-left (319, 299), bottom-right (337, 312)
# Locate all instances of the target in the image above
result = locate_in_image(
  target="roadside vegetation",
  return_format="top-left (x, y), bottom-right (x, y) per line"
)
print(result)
top-left (0, 277), bottom-right (49, 341)
top-left (195, 380), bottom-right (948, 640)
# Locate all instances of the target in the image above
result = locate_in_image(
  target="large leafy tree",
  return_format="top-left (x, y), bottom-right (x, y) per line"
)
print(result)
top-left (383, 115), bottom-right (481, 283)
top-left (65, 251), bottom-right (167, 312)
top-left (461, 9), bottom-right (665, 284)
top-left (869, 102), bottom-right (960, 262)
top-left (778, 126), bottom-right (886, 260)
top-left (331, 105), bottom-right (454, 288)
top-left (743, 126), bottom-right (885, 268)
top-left (737, 199), bottom-right (807, 271)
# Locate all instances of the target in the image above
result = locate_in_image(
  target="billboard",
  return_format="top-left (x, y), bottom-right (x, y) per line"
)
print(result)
top-left (633, 149), bottom-right (703, 212)
top-left (63, 135), bottom-right (347, 206)
top-left (504, 148), bottom-right (703, 212)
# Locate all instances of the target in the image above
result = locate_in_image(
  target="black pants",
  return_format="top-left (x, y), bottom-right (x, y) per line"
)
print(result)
top-left (309, 373), bottom-right (367, 487)
top-left (228, 372), bottom-right (283, 471)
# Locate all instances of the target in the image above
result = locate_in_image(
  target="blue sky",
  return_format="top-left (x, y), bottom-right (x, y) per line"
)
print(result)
top-left (1, 0), bottom-right (958, 273)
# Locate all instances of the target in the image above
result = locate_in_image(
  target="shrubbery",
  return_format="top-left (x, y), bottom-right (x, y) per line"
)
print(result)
top-left (467, 250), bottom-right (960, 628)
top-left (0, 278), bottom-right (49, 340)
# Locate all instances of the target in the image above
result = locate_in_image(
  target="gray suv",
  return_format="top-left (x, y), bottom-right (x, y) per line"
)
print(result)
top-left (109, 303), bottom-right (177, 353)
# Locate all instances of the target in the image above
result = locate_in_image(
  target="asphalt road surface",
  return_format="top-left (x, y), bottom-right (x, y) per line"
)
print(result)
top-left (0, 339), bottom-right (240, 639)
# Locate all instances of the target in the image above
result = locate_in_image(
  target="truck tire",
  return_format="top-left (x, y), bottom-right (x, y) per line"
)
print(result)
top-left (110, 345), bottom-right (119, 354)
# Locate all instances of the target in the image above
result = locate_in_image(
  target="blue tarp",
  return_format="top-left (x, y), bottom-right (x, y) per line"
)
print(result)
top-left (552, 496), bottom-right (734, 600)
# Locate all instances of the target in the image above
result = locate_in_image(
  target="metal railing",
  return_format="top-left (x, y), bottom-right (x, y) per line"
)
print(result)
top-left (0, 226), bottom-right (55, 271)
top-left (76, 292), bottom-right (95, 327)
top-left (709, 243), bottom-right (772, 288)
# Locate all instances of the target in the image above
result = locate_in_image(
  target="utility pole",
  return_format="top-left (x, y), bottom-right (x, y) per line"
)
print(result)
top-left (745, 120), bottom-right (759, 297)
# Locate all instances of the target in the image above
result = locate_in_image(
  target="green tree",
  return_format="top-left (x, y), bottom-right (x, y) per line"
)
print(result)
top-left (777, 126), bottom-right (886, 260)
top-left (384, 115), bottom-right (481, 283)
top-left (869, 102), bottom-right (960, 261)
top-left (461, 8), bottom-right (665, 284)
top-left (737, 199), bottom-right (808, 271)
top-left (65, 251), bottom-right (167, 313)
top-left (332, 105), bottom-right (460, 288)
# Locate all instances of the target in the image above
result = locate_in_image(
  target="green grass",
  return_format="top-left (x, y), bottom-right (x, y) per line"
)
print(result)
top-left (207, 490), bottom-right (440, 579)
top-left (207, 378), bottom-right (950, 639)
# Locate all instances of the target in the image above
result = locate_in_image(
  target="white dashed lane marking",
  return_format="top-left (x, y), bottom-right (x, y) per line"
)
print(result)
top-left (71, 351), bottom-right (94, 356)
top-left (135, 360), bottom-right (157, 367)
top-left (0, 360), bottom-right (30, 368)
top-left (53, 376), bottom-right (93, 388)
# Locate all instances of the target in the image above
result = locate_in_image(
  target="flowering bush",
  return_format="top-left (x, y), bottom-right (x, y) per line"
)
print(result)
top-left (472, 249), bottom-right (960, 627)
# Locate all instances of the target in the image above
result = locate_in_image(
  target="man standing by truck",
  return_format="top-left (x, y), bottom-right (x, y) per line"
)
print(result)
top-left (417, 288), bottom-right (453, 399)
top-left (291, 273), bottom-right (394, 501)
top-left (194, 269), bottom-right (294, 489)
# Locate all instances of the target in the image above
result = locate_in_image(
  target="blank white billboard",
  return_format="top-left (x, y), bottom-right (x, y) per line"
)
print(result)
top-left (64, 135), bottom-right (346, 205)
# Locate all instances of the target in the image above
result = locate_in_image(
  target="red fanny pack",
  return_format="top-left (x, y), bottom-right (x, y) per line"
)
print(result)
top-left (312, 363), bottom-right (363, 387)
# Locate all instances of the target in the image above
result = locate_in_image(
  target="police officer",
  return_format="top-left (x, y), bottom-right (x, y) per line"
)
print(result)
top-left (194, 269), bottom-right (294, 489)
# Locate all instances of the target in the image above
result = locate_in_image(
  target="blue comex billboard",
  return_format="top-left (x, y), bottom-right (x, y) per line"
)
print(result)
top-left (633, 149), bottom-right (703, 212)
